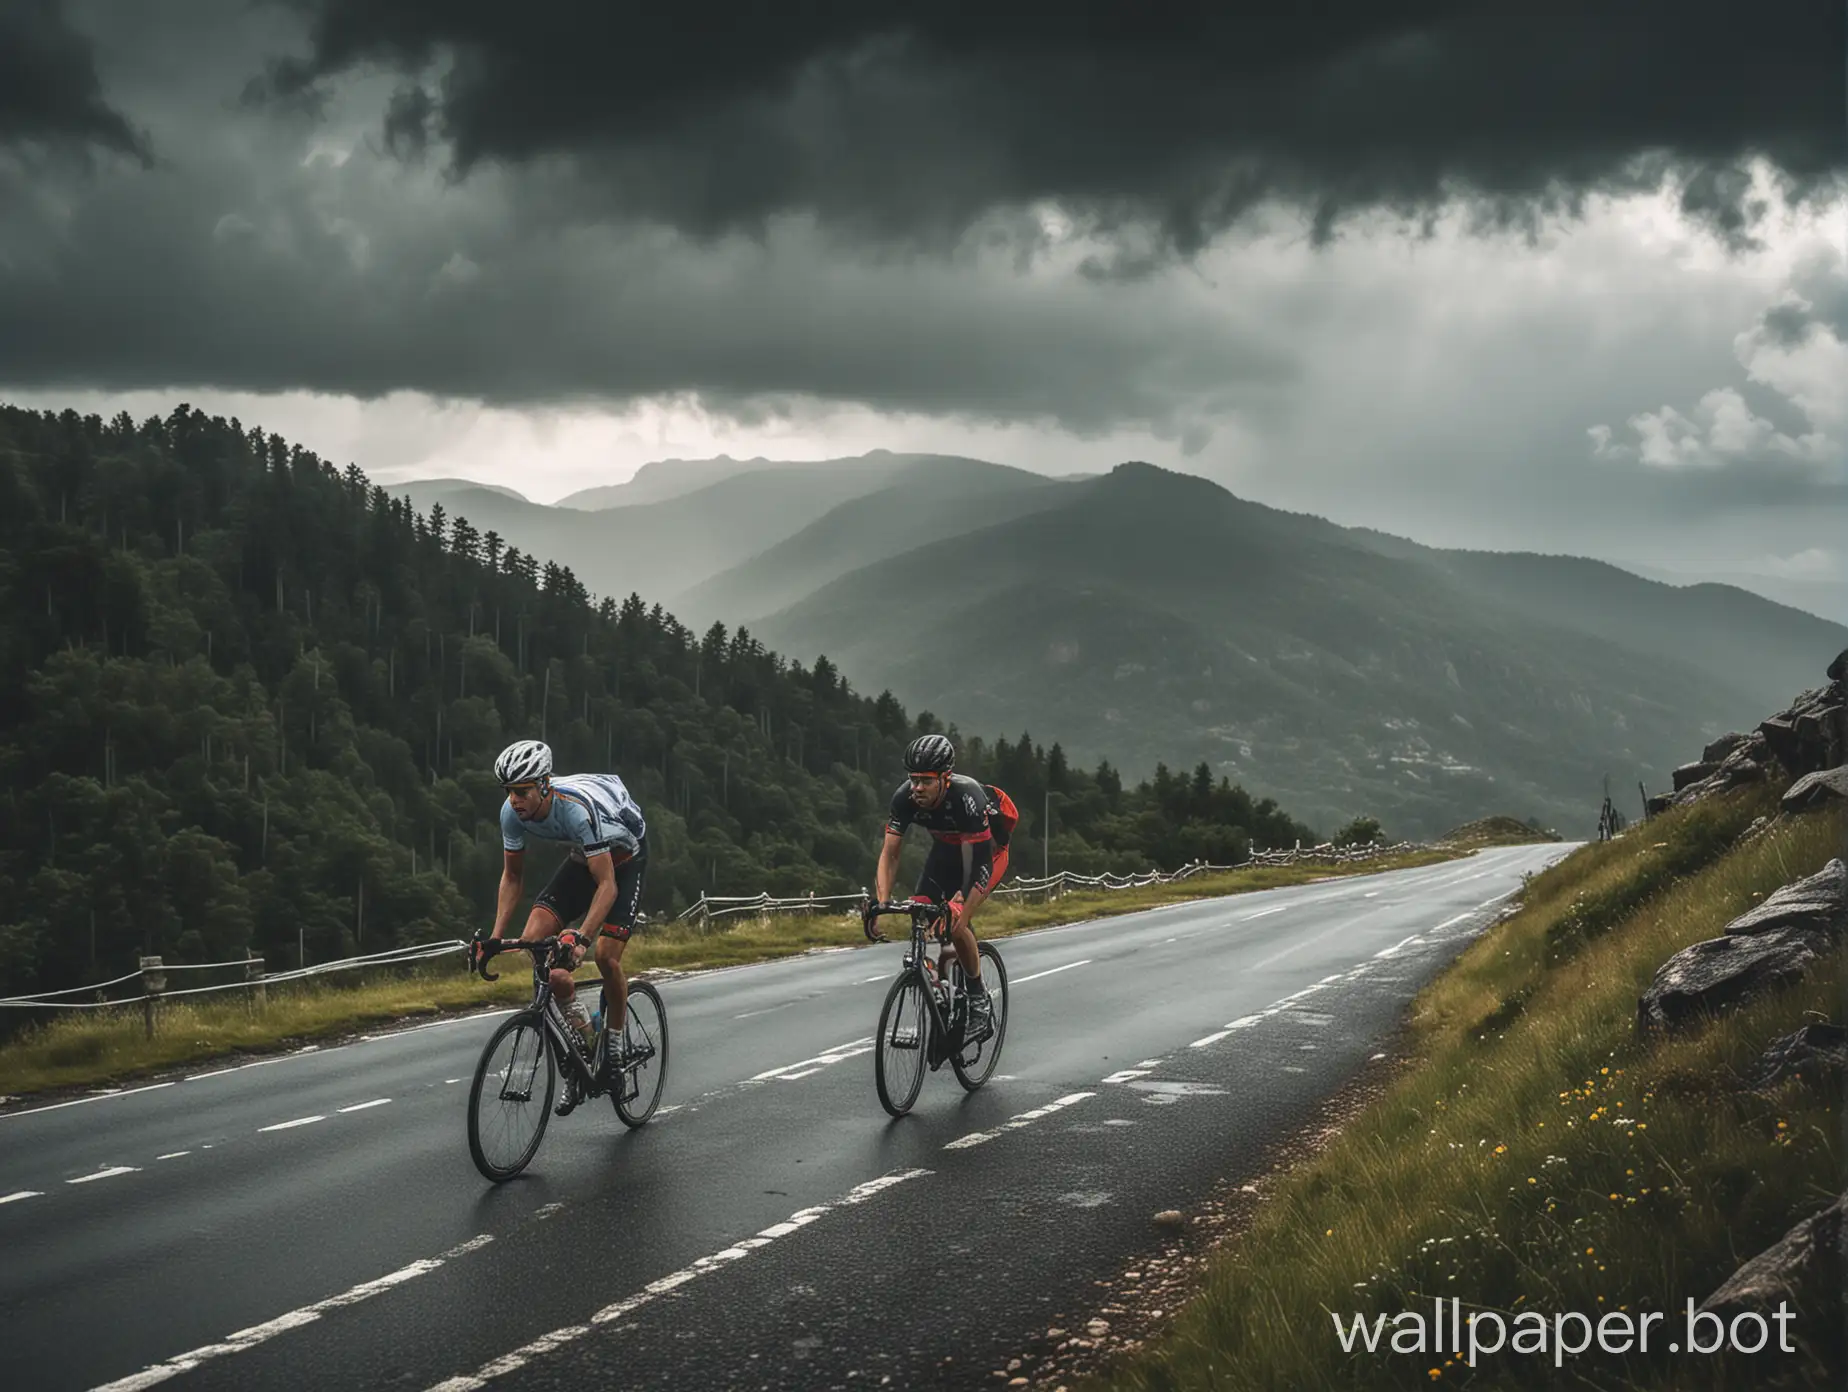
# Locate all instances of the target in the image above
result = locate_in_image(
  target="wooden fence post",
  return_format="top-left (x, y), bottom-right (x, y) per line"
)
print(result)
top-left (139, 956), bottom-right (165, 1039)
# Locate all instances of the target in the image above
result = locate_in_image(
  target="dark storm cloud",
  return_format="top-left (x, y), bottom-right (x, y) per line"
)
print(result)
top-left (254, 0), bottom-right (1847, 251)
top-left (0, 0), bottom-right (147, 162)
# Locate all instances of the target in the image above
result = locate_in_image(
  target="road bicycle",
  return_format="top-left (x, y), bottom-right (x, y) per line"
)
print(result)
top-left (864, 897), bottom-right (1009, 1117)
top-left (465, 936), bottom-right (668, 1181)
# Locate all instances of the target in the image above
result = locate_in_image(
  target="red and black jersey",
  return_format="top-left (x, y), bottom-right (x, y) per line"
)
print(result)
top-left (886, 773), bottom-right (993, 845)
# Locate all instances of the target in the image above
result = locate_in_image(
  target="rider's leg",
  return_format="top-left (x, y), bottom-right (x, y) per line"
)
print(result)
top-left (594, 930), bottom-right (629, 1032)
top-left (520, 904), bottom-right (580, 1008)
top-left (951, 844), bottom-right (1006, 983)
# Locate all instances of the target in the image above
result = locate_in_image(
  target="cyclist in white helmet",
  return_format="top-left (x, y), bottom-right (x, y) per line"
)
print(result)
top-left (473, 739), bottom-right (649, 1113)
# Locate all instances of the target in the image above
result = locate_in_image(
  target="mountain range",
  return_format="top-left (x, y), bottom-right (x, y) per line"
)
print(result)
top-left (389, 454), bottom-right (1846, 839)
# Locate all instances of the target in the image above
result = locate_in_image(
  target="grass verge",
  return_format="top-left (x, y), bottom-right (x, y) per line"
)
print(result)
top-left (0, 845), bottom-right (1467, 1100)
top-left (1086, 786), bottom-right (1845, 1391)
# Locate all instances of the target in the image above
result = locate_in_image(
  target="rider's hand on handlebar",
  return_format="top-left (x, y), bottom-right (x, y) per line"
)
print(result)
top-left (861, 902), bottom-right (887, 943)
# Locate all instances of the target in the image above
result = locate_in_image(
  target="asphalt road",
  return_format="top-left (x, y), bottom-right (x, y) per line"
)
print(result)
top-left (0, 844), bottom-right (1572, 1392)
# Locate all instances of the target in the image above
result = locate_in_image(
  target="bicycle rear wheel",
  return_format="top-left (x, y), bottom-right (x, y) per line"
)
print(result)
top-left (609, 981), bottom-right (669, 1128)
top-left (951, 942), bottom-right (1008, 1092)
top-left (874, 972), bottom-right (931, 1117)
top-left (467, 1010), bottom-right (556, 1181)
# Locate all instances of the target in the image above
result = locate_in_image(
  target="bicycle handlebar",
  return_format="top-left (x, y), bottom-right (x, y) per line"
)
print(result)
top-left (472, 935), bottom-right (564, 982)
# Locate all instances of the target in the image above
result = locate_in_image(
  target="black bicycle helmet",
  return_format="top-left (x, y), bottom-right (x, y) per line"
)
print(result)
top-left (903, 734), bottom-right (955, 773)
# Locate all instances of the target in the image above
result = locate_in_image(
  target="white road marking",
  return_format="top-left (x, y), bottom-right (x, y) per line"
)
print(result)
top-left (1237, 904), bottom-right (1291, 921)
top-left (155, 1152), bottom-right (190, 1161)
top-left (257, 1116), bottom-right (324, 1133)
top-left (1136, 1059), bottom-right (1163, 1068)
top-left (1189, 1029), bottom-right (1233, 1049)
top-left (751, 1038), bottom-right (874, 1081)
top-left (0, 1082), bottom-right (174, 1123)
top-left (1374, 934), bottom-right (1422, 959)
top-left (1, 1190), bottom-right (44, 1204)
top-left (337, 1099), bottom-right (391, 1113)
top-left (1101, 1069), bottom-right (1152, 1084)
top-left (1010, 959), bottom-right (1092, 985)
top-left (424, 1170), bottom-right (932, 1391)
top-left (90, 1234), bottom-right (494, 1392)
top-left (67, 1167), bottom-right (140, 1185)
top-left (944, 1092), bottom-right (1095, 1149)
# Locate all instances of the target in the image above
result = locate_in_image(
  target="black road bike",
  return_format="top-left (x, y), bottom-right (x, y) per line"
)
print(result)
top-left (864, 897), bottom-right (1010, 1117)
top-left (465, 936), bottom-right (669, 1181)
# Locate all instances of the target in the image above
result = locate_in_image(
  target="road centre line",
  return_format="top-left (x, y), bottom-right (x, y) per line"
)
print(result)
top-left (943, 1092), bottom-right (1095, 1150)
top-left (751, 1038), bottom-right (875, 1081)
top-left (89, 1234), bottom-right (495, 1392)
top-left (1, 1190), bottom-right (44, 1204)
top-left (424, 1169), bottom-right (933, 1392)
top-left (257, 1116), bottom-right (324, 1133)
top-left (67, 1166), bottom-right (140, 1185)
top-left (1010, 959), bottom-right (1092, 985)
top-left (337, 1099), bottom-right (391, 1113)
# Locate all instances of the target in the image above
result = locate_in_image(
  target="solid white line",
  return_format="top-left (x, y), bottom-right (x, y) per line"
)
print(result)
top-left (424, 1170), bottom-right (933, 1391)
top-left (1, 1190), bottom-right (44, 1204)
top-left (257, 1116), bottom-right (324, 1133)
top-left (1011, 959), bottom-right (1092, 985)
top-left (88, 1237), bottom-right (492, 1392)
top-left (0, 1082), bottom-right (175, 1122)
top-left (67, 1166), bottom-right (140, 1185)
top-left (155, 1151), bottom-right (190, 1161)
top-left (337, 1099), bottom-right (391, 1113)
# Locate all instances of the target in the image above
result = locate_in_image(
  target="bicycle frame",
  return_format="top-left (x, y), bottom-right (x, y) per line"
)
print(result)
top-left (868, 899), bottom-right (984, 1065)
top-left (478, 937), bottom-right (602, 1096)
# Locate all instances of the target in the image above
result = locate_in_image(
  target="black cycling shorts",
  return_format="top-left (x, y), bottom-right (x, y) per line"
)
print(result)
top-left (534, 841), bottom-right (647, 941)
top-left (915, 837), bottom-right (996, 903)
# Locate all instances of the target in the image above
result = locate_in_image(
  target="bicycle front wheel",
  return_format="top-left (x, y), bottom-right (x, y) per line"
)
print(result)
top-left (610, 981), bottom-right (669, 1128)
top-left (874, 972), bottom-right (931, 1117)
top-left (467, 1009), bottom-right (556, 1181)
top-left (951, 942), bottom-right (1008, 1092)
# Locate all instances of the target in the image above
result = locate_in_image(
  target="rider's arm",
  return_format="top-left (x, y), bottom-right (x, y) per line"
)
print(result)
top-left (875, 828), bottom-right (904, 903)
top-left (579, 850), bottom-right (619, 936)
top-left (493, 849), bottom-right (524, 937)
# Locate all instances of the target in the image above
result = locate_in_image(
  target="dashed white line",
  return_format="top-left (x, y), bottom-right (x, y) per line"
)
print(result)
top-left (943, 1092), bottom-right (1095, 1149)
top-left (1010, 959), bottom-right (1092, 985)
top-left (257, 1116), bottom-right (324, 1133)
top-left (1189, 1029), bottom-right (1234, 1049)
top-left (1101, 1069), bottom-right (1153, 1084)
top-left (1, 1190), bottom-right (44, 1204)
top-left (423, 1170), bottom-right (931, 1391)
top-left (1237, 905), bottom-right (1291, 921)
top-left (337, 1099), bottom-right (391, 1114)
top-left (155, 1151), bottom-right (190, 1161)
top-left (751, 1038), bottom-right (874, 1082)
top-left (67, 1167), bottom-right (140, 1185)
top-left (90, 1234), bottom-right (495, 1392)
top-left (1374, 934), bottom-right (1422, 959)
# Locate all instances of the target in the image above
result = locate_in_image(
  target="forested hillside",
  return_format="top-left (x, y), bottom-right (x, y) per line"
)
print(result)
top-left (0, 406), bottom-right (1318, 997)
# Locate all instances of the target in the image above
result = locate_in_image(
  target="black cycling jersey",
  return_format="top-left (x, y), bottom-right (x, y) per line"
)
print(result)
top-left (886, 774), bottom-right (994, 845)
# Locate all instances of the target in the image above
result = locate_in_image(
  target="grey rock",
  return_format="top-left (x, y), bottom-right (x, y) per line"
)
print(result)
top-left (1747, 1023), bottom-right (1848, 1092)
top-left (1699, 1191), bottom-right (1845, 1328)
top-left (1724, 859), bottom-right (1846, 938)
top-left (1637, 927), bottom-right (1830, 1032)
top-left (1673, 761), bottom-right (1718, 792)
top-left (1783, 766), bottom-right (1848, 814)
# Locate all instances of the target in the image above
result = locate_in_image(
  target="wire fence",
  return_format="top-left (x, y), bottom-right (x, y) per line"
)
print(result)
top-left (3, 837), bottom-right (1423, 1025)
top-left (673, 839), bottom-right (1423, 931)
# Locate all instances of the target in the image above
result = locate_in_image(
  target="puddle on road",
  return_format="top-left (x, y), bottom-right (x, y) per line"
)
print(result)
top-left (1128, 1079), bottom-right (1229, 1106)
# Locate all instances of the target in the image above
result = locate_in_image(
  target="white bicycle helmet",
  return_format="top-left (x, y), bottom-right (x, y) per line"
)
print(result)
top-left (495, 739), bottom-right (553, 785)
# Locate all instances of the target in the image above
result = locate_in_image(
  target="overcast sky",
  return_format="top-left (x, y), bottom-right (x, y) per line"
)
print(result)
top-left (3, 0), bottom-right (1845, 593)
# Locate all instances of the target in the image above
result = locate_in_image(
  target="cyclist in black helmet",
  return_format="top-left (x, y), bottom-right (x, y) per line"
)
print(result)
top-left (866, 734), bottom-right (1002, 1034)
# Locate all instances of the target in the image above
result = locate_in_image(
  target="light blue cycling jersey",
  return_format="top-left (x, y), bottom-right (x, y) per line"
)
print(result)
top-left (500, 773), bottom-right (647, 862)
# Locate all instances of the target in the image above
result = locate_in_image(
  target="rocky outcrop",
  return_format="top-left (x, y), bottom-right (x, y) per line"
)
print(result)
top-left (1671, 648), bottom-right (1846, 811)
top-left (1746, 1023), bottom-right (1848, 1093)
top-left (1637, 860), bottom-right (1844, 1033)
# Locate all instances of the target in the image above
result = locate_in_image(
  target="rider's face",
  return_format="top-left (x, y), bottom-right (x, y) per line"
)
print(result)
top-left (506, 781), bottom-right (549, 820)
top-left (909, 772), bottom-right (948, 808)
